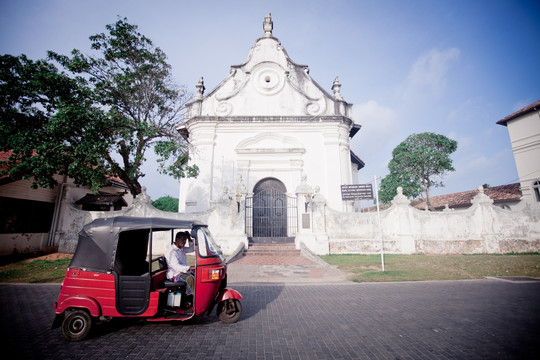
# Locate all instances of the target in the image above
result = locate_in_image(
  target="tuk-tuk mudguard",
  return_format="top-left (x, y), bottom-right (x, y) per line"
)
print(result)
top-left (217, 288), bottom-right (243, 302)
top-left (55, 295), bottom-right (101, 317)
top-left (51, 313), bottom-right (64, 330)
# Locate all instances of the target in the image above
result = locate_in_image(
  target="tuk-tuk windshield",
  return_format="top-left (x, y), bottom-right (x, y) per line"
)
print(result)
top-left (196, 227), bottom-right (224, 260)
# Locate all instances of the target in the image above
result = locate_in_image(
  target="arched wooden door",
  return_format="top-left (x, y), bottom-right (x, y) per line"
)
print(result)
top-left (252, 178), bottom-right (287, 238)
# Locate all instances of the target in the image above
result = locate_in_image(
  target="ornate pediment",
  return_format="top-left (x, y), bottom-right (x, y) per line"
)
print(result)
top-left (186, 14), bottom-right (352, 119)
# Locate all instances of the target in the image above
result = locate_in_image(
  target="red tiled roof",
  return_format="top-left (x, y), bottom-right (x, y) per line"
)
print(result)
top-left (0, 150), bottom-right (26, 183)
top-left (413, 183), bottom-right (522, 210)
top-left (496, 100), bottom-right (540, 126)
top-left (1, 150), bottom-right (128, 188)
top-left (0, 151), bottom-right (11, 162)
top-left (106, 176), bottom-right (128, 189)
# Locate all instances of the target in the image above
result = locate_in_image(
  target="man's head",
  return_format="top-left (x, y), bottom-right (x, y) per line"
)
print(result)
top-left (175, 231), bottom-right (190, 248)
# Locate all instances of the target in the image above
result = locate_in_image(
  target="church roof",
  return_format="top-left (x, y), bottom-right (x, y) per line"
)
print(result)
top-left (184, 14), bottom-right (356, 121)
top-left (412, 183), bottom-right (522, 210)
top-left (350, 151), bottom-right (365, 169)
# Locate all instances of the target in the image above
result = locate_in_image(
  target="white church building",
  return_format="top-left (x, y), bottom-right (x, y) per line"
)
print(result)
top-left (177, 14), bottom-right (364, 242)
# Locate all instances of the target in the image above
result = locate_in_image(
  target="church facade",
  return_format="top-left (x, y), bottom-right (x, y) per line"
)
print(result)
top-left (177, 14), bottom-right (364, 241)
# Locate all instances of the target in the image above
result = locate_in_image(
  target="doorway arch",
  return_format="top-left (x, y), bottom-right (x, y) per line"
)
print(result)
top-left (246, 178), bottom-right (296, 241)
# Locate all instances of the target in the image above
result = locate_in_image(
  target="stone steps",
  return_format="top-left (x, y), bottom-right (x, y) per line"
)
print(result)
top-left (244, 243), bottom-right (300, 257)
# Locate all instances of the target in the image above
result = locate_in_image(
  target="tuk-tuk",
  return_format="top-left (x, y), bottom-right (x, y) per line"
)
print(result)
top-left (52, 216), bottom-right (242, 341)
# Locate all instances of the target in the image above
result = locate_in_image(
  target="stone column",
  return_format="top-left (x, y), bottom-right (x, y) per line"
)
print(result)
top-left (470, 186), bottom-right (499, 252)
top-left (295, 174), bottom-right (314, 232)
top-left (390, 187), bottom-right (415, 254)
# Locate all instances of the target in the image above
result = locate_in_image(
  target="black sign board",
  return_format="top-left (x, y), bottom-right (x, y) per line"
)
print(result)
top-left (341, 184), bottom-right (374, 200)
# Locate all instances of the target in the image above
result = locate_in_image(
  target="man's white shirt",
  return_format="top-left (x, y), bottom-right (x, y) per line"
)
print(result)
top-left (165, 241), bottom-right (194, 280)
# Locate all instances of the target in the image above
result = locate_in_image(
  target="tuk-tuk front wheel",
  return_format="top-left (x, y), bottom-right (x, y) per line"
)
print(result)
top-left (217, 299), bottom-right (242, 324)
top-left (61, 310), bottom-right (92, 342)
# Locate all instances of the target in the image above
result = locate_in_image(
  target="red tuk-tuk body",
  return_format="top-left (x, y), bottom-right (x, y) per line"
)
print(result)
top-left (52, 217), bottom-right (242, 341)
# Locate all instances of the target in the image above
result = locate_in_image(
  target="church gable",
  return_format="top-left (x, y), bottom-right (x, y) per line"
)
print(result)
top-left (187, 14), bottom-right (352, 119)
top-left (178, 14), bottom-right (363, 215)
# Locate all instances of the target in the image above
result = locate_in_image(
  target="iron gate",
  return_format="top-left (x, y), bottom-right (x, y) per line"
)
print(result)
top-left (245, 188), bottom-right (297, 238)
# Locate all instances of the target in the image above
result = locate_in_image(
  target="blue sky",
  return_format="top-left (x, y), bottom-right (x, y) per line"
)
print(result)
top-left (1, 0), bottom-right (539, 201)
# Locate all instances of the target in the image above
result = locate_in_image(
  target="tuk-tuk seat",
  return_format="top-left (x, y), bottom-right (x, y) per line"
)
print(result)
top-left (153, 256), bottom-right (188, 293)
top-left (158, 256), bottom-right (167, 271)
top-left (162, 280), bottom-right (187, 292)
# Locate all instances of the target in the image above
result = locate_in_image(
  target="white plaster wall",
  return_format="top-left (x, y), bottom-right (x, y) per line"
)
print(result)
top-left (55, 190), bottom-right (247, 255)
top-left (505, 111), bottom-right (540, 208)
top-left (180, 119), bottom-right (354, 212)
top-left (0, 233), bottom-right (49, 255)
top-left (53, 186), bottom-right (540, 257)
top-left (311, 189), bottom-right (540, 256)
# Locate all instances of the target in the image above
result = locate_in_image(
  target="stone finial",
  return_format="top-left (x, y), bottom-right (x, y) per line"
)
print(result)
top-left (135, 186), bottom-right (151, 205)
top-left (295, 173), bottom-right (314, 196)
top-left (443, 204), bottom-right (454, 212)
top-left (263, 13), bottom-right (273, 37)
top-left (195, 77), bottom-right (205, 100)
top-left (471, 185), bottom-right (493, 206)
top-left (391, 186), bottom-right (411, 206)
top-left (233, 174), bottom-right (247, 196)
top-left (219, 186), bottom-right (231, 203)
top-left (312, 186), bottom-right (327, 204)
top-left (332, 77), bottom-right (343, 100)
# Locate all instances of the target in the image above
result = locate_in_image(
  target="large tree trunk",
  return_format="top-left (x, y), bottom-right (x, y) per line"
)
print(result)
top-left (424, 186), bottom-right (432, 210)
top-left (126, 179), bottom-right (142, 198)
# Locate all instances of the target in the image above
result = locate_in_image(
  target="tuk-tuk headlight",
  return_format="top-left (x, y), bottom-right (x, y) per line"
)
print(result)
top-left (202, 267), bottom-right (223, 282)
top-left (209, 269), bottom-right (220, 280)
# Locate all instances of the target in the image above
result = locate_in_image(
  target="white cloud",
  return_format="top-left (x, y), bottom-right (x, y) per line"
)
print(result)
top-left (400, 48), bottom-right (460, 101)
top-left (353, 100), bottom-right (398, 137)
top-left (447, 97), bottom-right (484, 124)
top-left (352, 100), bottom-right (400, 181)
top-left (352, 100), bottom-right (400, 161)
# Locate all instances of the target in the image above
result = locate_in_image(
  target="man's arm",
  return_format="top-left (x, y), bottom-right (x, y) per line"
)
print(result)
top-left (184, 239), bottom-right (195, 254)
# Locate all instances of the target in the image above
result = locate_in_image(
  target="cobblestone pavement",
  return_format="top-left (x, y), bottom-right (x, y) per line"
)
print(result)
top-left (2, 280), bottom-right (540, 359)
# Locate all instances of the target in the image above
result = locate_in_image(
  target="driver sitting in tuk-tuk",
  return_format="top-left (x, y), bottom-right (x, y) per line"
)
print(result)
top-left (164, 231), bottom-right (195, 294)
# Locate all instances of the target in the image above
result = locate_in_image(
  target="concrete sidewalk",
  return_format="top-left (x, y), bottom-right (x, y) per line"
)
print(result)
top-left (227, 253), bottom-right (348, 284)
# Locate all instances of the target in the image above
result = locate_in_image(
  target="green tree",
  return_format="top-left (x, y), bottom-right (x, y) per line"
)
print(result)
top-left (1, 17), bottom-right (197, 197)
top-left (152, 195), bottom-right (179, 212)
top-left (0, 54), bottom-right (113, 191)
top-left (49, 17), bottom-right (198, 196)
top-left (378, 132), bottom-right (457, 208)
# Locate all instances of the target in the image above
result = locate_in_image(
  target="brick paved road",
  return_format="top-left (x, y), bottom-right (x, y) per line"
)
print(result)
top-left (1, 280), bottom-right (539, 359)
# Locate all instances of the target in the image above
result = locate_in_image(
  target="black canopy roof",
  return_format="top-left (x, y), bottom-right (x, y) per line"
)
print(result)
top-left (69, 216), bottom-right (206, 273)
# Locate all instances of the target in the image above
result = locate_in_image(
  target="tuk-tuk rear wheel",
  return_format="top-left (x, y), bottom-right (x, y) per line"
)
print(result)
top-left (217, 299), bottom-right (242, 324)
top-left (61, 310), bottom-right (92, 342)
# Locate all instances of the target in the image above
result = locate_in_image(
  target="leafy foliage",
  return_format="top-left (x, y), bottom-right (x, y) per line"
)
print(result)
top-left (1, 18), bottom-right (197, 196)
top-left (378, 132), bottom-right (457, 207)
top-left (0, 54), bottom-right (112, 191)
top-left (152, 195), bottom-right (179, 212)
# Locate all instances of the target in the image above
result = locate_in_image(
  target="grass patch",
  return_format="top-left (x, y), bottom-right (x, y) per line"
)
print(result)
top-left (320, 253), bottom-right (540, 282)
top-left (0, 254), bottom-right (197, 283)
top-left (2, 253), bottom-right (540, 283)
top-left (0, 258), bottom-right (72, 283)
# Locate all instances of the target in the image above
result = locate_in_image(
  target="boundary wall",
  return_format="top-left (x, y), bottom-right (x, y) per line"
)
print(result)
top-left (302, 187), bottom-right (540, 255)
top-left (53, 187), bottom-right (539, 256)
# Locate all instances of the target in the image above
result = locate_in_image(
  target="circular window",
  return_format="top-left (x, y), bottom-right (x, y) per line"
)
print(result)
top-left (252, 64), bottom-right (285, 95)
